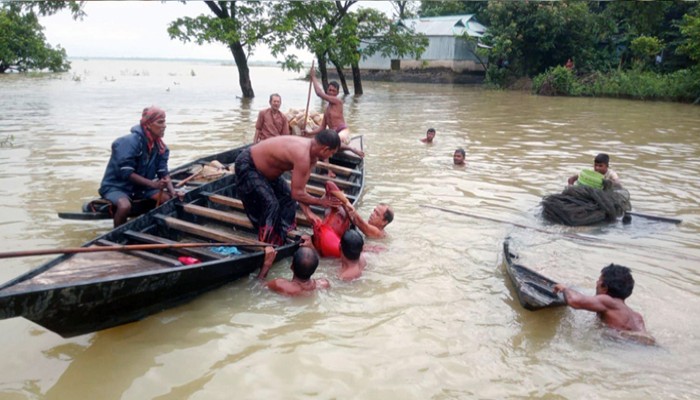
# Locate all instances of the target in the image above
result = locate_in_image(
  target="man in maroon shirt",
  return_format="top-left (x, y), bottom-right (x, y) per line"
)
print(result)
top-left (254, 93), bottom-right (290, 143)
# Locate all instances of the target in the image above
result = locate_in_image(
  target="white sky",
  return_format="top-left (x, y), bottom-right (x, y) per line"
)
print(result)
top-left (41, 1), bottom-right (395, 61)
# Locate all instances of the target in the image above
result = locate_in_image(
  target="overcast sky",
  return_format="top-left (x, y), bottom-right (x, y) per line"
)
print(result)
top-left (41, 1), bottom-right (395, 61)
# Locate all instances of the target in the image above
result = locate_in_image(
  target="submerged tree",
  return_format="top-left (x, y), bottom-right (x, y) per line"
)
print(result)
top-left (167, 1), bottom-right (270, 98)
top-left (0, 1), bottom-right (84, 74)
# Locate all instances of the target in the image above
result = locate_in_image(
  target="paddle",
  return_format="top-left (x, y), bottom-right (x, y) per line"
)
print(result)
top-left (0, 242), bottom-right (270, 259)
top-left (625, 211), bottom-right (682, 224)
top-left (301, 60), bottom-right (315, 132)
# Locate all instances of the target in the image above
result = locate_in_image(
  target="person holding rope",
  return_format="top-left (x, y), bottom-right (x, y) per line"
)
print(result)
top-left (98, 106), bottom-right (180, 227)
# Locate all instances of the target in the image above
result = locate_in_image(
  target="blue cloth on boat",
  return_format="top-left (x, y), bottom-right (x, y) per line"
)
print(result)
top-left (208, 246), bottom-right (243, 255)
top-left (98, 124), bottom-right (170, 201)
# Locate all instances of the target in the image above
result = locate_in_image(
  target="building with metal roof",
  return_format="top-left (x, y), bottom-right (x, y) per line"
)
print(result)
top-left (359, 15), bottom-right (487, 72)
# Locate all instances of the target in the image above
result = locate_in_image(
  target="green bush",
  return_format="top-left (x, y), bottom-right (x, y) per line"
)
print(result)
top-left (532, 66), bottom-right (580, 96)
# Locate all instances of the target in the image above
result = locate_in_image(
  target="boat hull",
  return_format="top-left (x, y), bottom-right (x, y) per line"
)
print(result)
top-left (502, 240), bottom-right (566, 311)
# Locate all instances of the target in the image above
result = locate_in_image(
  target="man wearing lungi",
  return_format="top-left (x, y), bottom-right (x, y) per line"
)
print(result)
top-left (235, 129), bottom-right (343, 245)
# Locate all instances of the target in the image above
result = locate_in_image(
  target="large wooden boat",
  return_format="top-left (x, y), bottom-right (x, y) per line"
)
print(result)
top-left (0, 138), bottom-right (365, 337)
top-left (502, 239), bottom-right (566, 311)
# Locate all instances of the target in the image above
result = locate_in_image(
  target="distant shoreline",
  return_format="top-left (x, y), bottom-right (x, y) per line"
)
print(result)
top-left (67, 56), bottom-right (283, 67)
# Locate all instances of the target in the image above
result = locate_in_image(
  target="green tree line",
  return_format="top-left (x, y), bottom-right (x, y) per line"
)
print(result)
top-left (4, 1), bottom-right (698, 103)
top-left (421, 0), bottom-right (699, 103)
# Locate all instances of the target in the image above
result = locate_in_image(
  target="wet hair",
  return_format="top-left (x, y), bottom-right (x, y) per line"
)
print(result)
top-left (292, 247), bottom-right (319, 280)
top-left (594, 153), bottom-right (610, 165)
top-left (380, 203), bottom-right (394, 224)
top-left (427, 128), bottom-right (436, 134)
top-left (600, 264), bottom-right (634, 299)
top-left (328, 81), bottom-right (340, 91)
top-left (341, 229), bottom-right (364, 261)
top-left (269, 93), bottom-right (281, 102)
top-left (454, 148), bottom-right (465, 157)
top-left (315, 129), bottom-right (341, 150)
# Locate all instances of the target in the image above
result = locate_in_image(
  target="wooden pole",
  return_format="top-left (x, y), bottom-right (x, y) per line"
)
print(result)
top-left (0, 242), bottom-right (269, 259)
top-left (422, 205), bottom-right (700, 262)
top-left (301, 60), bottom-right (315, 132)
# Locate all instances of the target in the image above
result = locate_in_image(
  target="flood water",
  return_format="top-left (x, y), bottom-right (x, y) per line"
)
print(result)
top-left (1, 59), bottom-right (699, 399)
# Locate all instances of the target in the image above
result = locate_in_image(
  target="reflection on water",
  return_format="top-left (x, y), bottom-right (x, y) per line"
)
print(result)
top-left (1, 59), bottom-right (699, 398)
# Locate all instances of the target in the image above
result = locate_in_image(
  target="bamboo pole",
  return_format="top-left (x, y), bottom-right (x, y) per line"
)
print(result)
top-left (0, 242), bottom-right (269, 259)
top-left (301, 60), bottom-right (315, 132)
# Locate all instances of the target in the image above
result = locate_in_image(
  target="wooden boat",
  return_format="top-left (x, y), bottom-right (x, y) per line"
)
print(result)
top-left (0, 137), bottom-right (365, 337)
top-left (502, 239), bottom-right (567, 311)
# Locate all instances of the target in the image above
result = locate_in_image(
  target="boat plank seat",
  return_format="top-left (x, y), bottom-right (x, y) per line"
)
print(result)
top-left (154, 214), bottom-right (267, 246)
top-left (308, 172), bottom-right (361, 189)
top-left (183, 204), bottom-right (304, 237)
top-left (206, 194), bottom-right (313, 227)
top-left (122, 230), bottom-right (227, 260)
top-left (96, 239), bottom-right (182, 267)
top-left (316, 161), bottom-right (360, 177)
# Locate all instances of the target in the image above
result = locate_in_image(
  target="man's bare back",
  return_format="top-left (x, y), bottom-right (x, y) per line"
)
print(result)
top-left (250, 136), bottom-right (314, 180)
top-left (267, 277), bottom-right (330, 296)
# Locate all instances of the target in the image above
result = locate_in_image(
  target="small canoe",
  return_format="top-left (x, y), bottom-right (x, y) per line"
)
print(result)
top-left (1, 138), bottom-right (365, 337)
top-left (502, 239), bottom-right (566, 311)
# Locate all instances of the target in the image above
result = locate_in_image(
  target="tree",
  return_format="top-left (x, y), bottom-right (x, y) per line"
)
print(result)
top-left (268, 1), bottom-right (357, 92)
top-left (0, 1), bottom-right (84, 74)
top-left (677, 9), bottom-right (700, 63)
top-left (167, 1), bottom-right (270, 98)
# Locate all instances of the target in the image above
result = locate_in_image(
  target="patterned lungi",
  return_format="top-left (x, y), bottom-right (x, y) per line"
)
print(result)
top-left (234, 148), bottom-right (297, 245)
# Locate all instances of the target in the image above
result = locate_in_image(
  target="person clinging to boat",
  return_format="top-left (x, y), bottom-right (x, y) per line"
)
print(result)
top-left (98, 106), bottom-right (181, 228)
top-left (421, 128), bottom-right (436, 144)
top-left (257, 246), bottom-right (330, 296)
top-left (343, 203), bottom-right (394, 239)
top-left (453, 148), bottom-right (466, 166)
top-left (304, 66), bottom-right (364, 159)
top-left (234, 130), bottom-right (343, 245)
top-left (568, 153), bottom-right (621, 188)
top-left (553, 264), bottom-right (655, 345)
top-left (253, 93), bottom-right (290, 144)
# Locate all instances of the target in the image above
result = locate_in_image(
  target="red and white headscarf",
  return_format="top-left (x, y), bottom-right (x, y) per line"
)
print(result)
top-left (140, 106), bottom-right (166, 154)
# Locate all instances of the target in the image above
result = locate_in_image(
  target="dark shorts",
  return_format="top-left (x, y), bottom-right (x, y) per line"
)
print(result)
top-left (235, 148), bottom-right (298, 245)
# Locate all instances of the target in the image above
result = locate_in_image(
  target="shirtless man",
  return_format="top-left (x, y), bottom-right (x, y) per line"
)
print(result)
top-left (344, 203), bottom-right (394, 239)
top-left (339, 229), bottom-right (366, 281)
top-left (234, 130), bottom-right (342, 245)
top-left (258, 246), bottom-right (329, 296)
top-left (554, 264), bottom-right (655, 345)
top-left (453, 148), bottom-right (466, 166)
top-left (421, 128), bottom-right (436, 144)
top-left (253, 93), bottom-right (289, 143)
top-left (305, 67), bottom-right (364, 159)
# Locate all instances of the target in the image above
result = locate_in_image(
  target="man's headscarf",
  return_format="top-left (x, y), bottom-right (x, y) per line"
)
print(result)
top-left (140, 106), bottom-right (167, 154)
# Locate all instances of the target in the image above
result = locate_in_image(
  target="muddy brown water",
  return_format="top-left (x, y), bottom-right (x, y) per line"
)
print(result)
top-left (0, 59), bottom-right (698, 399)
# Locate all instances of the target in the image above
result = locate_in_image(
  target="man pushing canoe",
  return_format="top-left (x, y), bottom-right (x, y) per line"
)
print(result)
top-left (234, 130), bottom-right (343, 245)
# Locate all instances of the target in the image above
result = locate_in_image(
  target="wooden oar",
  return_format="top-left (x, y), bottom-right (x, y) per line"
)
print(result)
top-left (301, 60), bottom-right (315, 132)
top-left (626, 211), bottom-right (682, 224)
top-left (0, 242), bottom-right (270, 259)
top-left (177, 165), bottom-right (204, 188)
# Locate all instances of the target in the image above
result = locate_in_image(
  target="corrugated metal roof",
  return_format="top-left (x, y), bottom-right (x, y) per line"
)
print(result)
top-left (398, 15), bottom-right (486, 38)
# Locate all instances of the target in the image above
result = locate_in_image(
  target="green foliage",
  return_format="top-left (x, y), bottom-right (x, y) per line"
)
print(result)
top-left (419, 1), bottom-right (487, 21)
top-left (481, 0), bottom-right (599, 78)
top-left (0, 6), bottom-right (71, 73)
top-left (678, 11), bottom-right (700, 62)
top-left (535, 66), bottom-right (700, 103)
top-left (532, 66), bottom-right (581, 96)
top-left (630, 35), bottom-right (664, 69)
